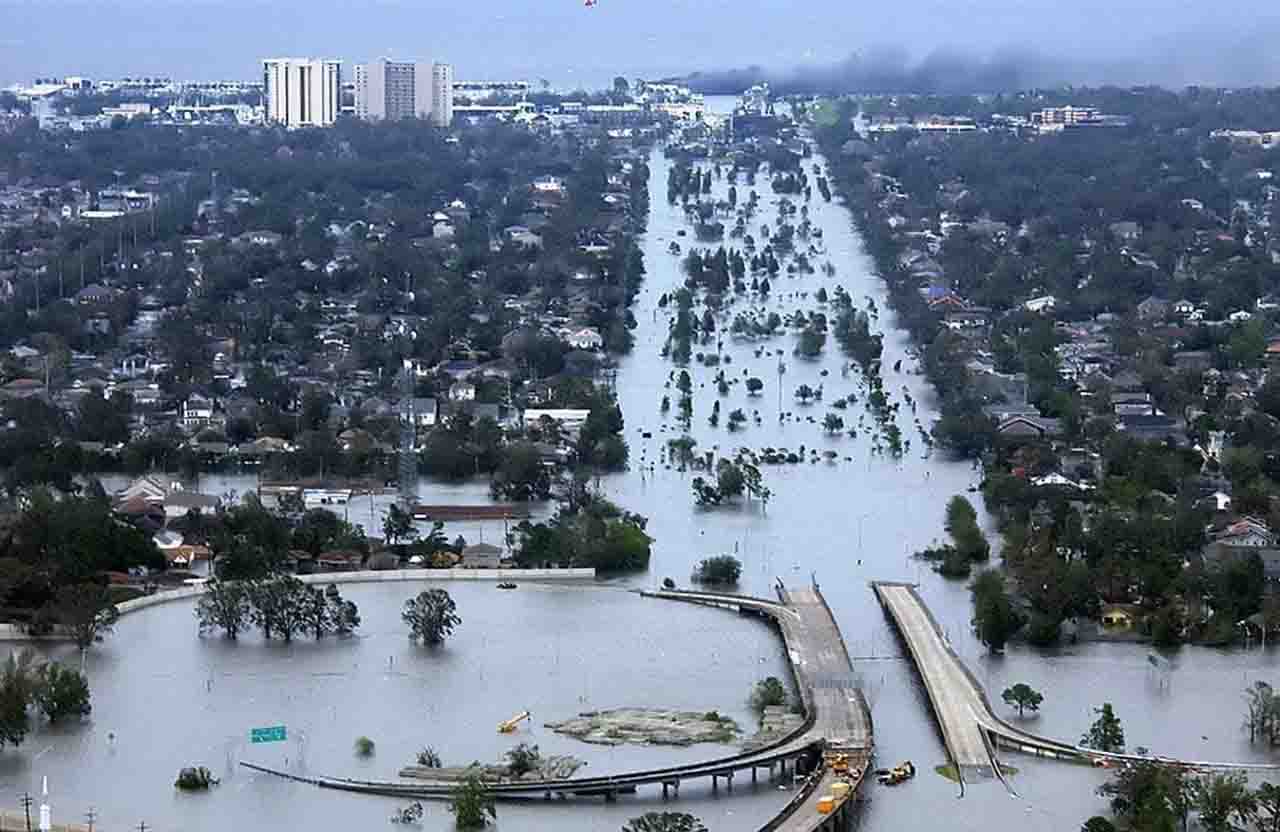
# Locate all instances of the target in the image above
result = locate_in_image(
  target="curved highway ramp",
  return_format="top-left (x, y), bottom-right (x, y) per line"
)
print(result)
top-left (243, 583), bottom-right (873, 831)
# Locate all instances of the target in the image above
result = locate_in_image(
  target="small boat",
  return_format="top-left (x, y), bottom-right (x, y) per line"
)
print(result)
top-left (496, 582), bottom-right (518, 590)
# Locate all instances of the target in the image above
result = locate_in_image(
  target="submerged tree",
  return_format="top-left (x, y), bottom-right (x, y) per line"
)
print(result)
top-left (383, 503), bottom-right (418, 547)
top-left (1098, 759), bottom-right (1191, 830)
top-left (0, 650), bottom-right (35, 748)
top-left (622, 813), bottom-right (709, 832)
top-left (970, 570), bottom-right (1022, 653)
top-left (1195, 772), bottom-right (1255, 832)
top-left (55, 583), bottom-right (120, 650)
top-left (34, 663), bottom-right (91, 723)
top-left (450, 772), bottom-right (496, 829)
top-left (403, 588), bottom-right (462, 645)
top-left (1244, 681), bottom-right (1280, 745)
top-left (749, 677), bottom-right (789, 713)
top-left (1082, 703), bottom-right (1125, 752)
top-left (196, 579), bottom-right (252, 639)
top-left (1001, 683), bottom-right (1044, 718)
top-left (692, 555), bottom-right (742, 585)
top-left (505, 743), bottom-right (542, 776)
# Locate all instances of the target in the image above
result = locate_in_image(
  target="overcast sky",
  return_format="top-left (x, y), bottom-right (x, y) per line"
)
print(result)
top-left (3, 0), bottom-right (1280, 89)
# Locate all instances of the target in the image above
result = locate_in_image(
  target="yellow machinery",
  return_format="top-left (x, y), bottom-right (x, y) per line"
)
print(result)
top-left (498, 711), bottom-right (531, 733)
top-left (826, 752), bottom-right (850, 775)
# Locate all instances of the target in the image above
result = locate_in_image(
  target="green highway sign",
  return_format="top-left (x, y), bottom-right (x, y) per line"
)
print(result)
top-left (250, 725), bottom-right (287, 744)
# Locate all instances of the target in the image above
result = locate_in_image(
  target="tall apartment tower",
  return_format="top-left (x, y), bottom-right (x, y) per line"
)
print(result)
top-left (353, 58), bottom-right (423, 121)
top-left (430, 62), bottom-right (454, 127)
top-left (413, 63), bottom-right (434, 120)
top-left (262, 58), bottom-right (341, 127)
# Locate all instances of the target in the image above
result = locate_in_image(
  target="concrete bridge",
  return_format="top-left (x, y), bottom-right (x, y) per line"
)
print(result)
top-left (243, 582), bottom-right (873, 831)
top-left (873, 581), bottom-right (1280, 789)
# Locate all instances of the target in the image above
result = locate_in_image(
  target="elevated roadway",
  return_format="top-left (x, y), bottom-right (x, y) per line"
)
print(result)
top-left (244, 583), bottom-right (873, 831)
top-left (873, 581), bottom-right (1280, 784)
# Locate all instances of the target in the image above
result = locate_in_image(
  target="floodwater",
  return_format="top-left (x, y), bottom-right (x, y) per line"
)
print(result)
top-left (9, 98), bottom-right (1280, 831)
top-left (1, 583), bottom-right (792, 831)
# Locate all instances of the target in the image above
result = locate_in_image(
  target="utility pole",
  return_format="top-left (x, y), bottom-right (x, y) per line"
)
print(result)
top-left (18, 791), bottom-right (33, 832)
top-left (85, 807), bottom-right (96, 832)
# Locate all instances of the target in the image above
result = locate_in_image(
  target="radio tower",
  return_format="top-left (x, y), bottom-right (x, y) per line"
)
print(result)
top-left (397, 360), bottom-right (417, 510)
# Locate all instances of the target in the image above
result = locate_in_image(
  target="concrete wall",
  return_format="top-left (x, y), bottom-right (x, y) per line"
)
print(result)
top-left (0, 623), bottom-right (74, 642)
top-left (0, 568), bottom-right (596, 641)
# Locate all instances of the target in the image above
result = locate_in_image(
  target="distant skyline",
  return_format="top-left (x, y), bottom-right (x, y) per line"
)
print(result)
top-left (3, 0), bottom-right (1280, 90)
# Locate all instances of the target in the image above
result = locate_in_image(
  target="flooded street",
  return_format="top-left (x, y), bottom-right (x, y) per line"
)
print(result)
top-left (7, 99), bottom-right (1280, 831)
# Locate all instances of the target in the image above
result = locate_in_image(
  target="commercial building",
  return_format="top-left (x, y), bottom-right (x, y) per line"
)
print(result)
top-left (262, 58), bottom-right (341, 127)
top-left (1031, 105), bottom-right (1099, 126)
top-left (453, 80), bottom-right (530, 101)
top-left (431, 62), bottom-right (454, 127)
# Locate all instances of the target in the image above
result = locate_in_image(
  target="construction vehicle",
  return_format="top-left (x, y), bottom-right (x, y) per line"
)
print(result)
top-left (826, 752), bottom-right (851, 775)
top-left (498, 711), bottom-right (531, 733)
top-left (875, 760), bottom-right (916, 786)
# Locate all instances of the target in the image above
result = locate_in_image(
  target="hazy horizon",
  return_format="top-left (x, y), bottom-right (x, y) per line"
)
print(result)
top-left (3, 0), bottom-right (1280, 91)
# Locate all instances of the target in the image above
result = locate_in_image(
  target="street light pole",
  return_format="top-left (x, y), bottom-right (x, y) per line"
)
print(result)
top-left (857, 511), bottom-right (873, 560)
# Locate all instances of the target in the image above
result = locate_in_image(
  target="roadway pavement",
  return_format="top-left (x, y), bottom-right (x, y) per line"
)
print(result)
top-left (772, 587), bottom-right (872, 831)
top-left (873, 582), bottom-right (995, 773)
top-left (641, 588), bottom-right (873, 831)
top-left (777, 588), bottom-right (872, 750)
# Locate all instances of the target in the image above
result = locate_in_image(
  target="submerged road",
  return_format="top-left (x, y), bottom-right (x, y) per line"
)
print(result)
top-left (244, 583), bottom-right (873, 831)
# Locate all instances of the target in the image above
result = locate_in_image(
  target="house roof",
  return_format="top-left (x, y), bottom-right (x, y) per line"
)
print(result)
top-left (1215, 517), bottom-right (1274, 542)
top-left (165, 491), bottom-right (221, 510)
top-left (997, 415), bottom-right (1063, 436)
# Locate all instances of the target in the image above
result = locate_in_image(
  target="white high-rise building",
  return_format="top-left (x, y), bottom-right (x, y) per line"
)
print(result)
top-left (262, 58), bottom-right (341, 127)
top-left (353, 58), bottom-right (434, 121)
top-left (430, 62), bottom-right (453, 128)
top-left (413, 63), bottom-right (434, 121)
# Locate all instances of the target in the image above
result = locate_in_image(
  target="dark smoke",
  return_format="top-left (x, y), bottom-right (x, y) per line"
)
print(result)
top-left (684, 37), bottom-right (1280, 95)
top-left (684, 46), bottom-right (1071, 96)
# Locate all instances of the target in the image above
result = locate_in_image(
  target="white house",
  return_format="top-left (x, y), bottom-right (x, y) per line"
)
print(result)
top-left (449, 380), bottom-right (477, 401)
top-left (562, 327), bottom-right (604, 350)
top-left (1024, 295), bottom-right (1057, 314)
top-left (523, 409), bottom-right (592, 434)
top-left (181, 395), bottom-right (215, 432)
top-left (1213, 518), bottom-right (1274, 548)
top-left (532, 175), bottom-right (565, 194)
top-left (410, 397), bottom-right (438, 427)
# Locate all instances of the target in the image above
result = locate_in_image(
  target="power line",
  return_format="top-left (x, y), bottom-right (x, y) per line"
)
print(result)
top-left (18, 792), bottom-right (33, 832)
